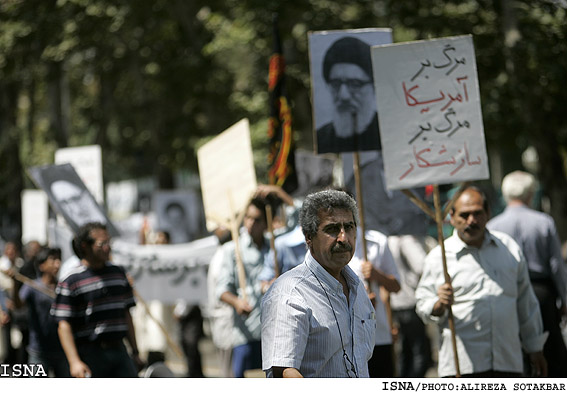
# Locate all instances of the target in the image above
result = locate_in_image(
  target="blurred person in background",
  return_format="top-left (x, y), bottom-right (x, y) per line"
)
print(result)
top-left (15, 247), bottom-right (70, 377)
top-left (388, 234), bottom-right (434, 377)
top-left (0, 241), bottom-right (27, 366)
top-left (488, 171), bottom-right (567, 377)
top-left (206, 226), bottom-right (233, 377)
top-left (52, 222), bottom-right (143, 377)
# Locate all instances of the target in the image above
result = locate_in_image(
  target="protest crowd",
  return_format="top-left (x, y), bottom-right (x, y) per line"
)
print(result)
top-left (0, 16), bottom-right (566, 382)
top-left (1, 173), bottom-right (566, 379)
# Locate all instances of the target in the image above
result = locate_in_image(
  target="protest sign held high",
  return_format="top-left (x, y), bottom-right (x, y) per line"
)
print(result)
top-left (308, 28), bottom-right (392, 155)
top-left (197, 118), bottom-right (258, 302)
top-left (370, 35), bottom-right (492, 377)
top-left (55, 145), bottom-right (105, 204)
top-left (371, 35), bottom-right (489, 190)
top-left (28, 163), bottom-right (119, 236)
top-left (197, 118), bottom-right (257, 231)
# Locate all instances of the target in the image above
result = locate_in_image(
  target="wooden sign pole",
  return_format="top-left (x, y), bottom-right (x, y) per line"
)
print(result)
top-left (432, 185), bottom-right (461, 377)
top-left (1, 269), bottom-right (56, 299)
top-left (400, 185), bottom-right (461, 377)
top-left (353, 152), bottom-right (369, 264)
top-left (228, 192), bottom-right (249, 304)
top-left (351, 112), bottom-right (370, 288)
top-left (132, 289), bottom-right (185, 360)
top-left (351, 113), bottom-right (395, 369)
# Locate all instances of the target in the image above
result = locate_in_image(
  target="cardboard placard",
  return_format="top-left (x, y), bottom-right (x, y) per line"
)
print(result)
top-left (371, 35), bottom-right (489, 189)
top-left (197, 119), bottom-right (257, 230)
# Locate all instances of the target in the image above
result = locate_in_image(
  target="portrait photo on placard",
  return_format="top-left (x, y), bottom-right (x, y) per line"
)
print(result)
top-left (292, 149), bottom-right (336, 198)
top-left (308, 28), bottom-right (392, 154)
top-left (28, 163), bottom-right (119, 236)
top-left (153, 190), bottom-right (207, 244)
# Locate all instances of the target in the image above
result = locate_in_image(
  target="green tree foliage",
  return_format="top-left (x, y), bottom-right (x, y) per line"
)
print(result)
top-left (0, 0), bottom-right (566, 238)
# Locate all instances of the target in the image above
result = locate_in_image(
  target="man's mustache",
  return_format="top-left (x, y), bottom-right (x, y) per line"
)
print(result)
top-left (331, 243), bottom-right (352, 253)
top-left (336, 102), bottom-right (358, 113)
top-left (465, 224), bottom-right (480, 232)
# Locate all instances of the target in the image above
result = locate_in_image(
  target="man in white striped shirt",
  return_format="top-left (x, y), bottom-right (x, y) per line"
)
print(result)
top-left (261, 189), bottom-right (376, 377)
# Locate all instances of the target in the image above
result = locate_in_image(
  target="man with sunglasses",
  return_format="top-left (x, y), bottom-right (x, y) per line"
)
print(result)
top-left (52, 222), bottom-right (144, 377)
top-left (316, 36), bottom-right (381, 154)
top-left (261, 189), bottom-right (375, 377)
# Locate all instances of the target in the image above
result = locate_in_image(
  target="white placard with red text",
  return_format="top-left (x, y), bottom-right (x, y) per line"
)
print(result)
top-left (371, 35), bottom-right (489, 190)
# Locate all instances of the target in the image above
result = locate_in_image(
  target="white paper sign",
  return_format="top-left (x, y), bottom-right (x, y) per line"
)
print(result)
top-left (371, 35), bottom-right (489, 190)
top-left (197, 119), bottom-right (257, 230)
top-left (55, 145), bottom-right (104, 203)
top-left (112, 235), bottom-right (218, 304)
top-left (21, 190), bottom-right (49, 244)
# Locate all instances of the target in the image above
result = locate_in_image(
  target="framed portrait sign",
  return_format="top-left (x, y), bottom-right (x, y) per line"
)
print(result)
top-left (308, 28), bottom-right (392, 154)
top-left (28, 163), bottom-right (119, 236)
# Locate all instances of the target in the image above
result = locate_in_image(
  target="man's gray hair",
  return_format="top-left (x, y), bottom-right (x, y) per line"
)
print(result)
top-left (299, 189), bottom-right (359, 240)
top-left (501, 170), bottom-right (536, 204)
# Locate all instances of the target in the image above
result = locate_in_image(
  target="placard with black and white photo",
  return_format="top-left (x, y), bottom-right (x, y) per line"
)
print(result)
top-left (28, 163), bottom-right (119, 236)
top-left (309, 28), bottom-right (392, 154)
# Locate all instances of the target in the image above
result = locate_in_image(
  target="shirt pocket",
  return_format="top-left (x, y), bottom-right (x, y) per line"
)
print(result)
top-left (354, 310), bottom-right (376, 359)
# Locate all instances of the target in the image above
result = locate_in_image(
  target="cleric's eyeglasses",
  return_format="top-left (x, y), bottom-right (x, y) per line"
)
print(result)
top-left (328, 78), bottom-right (372, 94)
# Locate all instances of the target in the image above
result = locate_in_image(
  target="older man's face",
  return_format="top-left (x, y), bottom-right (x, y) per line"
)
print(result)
top-left (450, 189), bottom-right (489, 248)
top-left (328, 63), bottom-right (375, 137)
top-left (307, 208), bottom-right (356, 278)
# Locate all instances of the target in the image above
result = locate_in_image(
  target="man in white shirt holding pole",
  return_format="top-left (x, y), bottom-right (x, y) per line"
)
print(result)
top-left (415, 185), bottom-right (547, 377)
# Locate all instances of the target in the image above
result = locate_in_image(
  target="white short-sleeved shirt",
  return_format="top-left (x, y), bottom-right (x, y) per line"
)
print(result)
top-left (261, 251), bottom-right (376, 378)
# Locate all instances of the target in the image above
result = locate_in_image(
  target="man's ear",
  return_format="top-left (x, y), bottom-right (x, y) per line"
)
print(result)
top-left (448, 209), bottom-right (456, 227)
top-left (81, 241), bottom-right (90, 255)
top-left (305, 236), bottom-right (312, 250)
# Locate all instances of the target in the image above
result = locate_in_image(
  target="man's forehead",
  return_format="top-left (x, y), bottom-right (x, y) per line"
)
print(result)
top-left (329, 63), bottom-right (369, 79)
top-left (317, 208), bottom-right (354, 224)
top-left (89, 228), bottom-right (109, 239)
top-left (453, 191), bottom-right (486, 213)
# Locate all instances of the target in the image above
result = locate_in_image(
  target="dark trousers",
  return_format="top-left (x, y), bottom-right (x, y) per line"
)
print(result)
top-left (368, 344), bottom-right (394, 378)
top-left (77, 341), bottom-right (138, 378)
top-left (179, 305), bottom-right (204, 378)
top-left (232, 340), bottom-right (261, 378)
top-left (393, 308), bottom-right (432, 377)
top-left (28, 349), bottom-right (70, 378)
top-left (1, 320), bottom-right (13, 364)
top-left (447, 370), bottom-right (523, 378)
top-left (528, 279), bottom-right (567, 377)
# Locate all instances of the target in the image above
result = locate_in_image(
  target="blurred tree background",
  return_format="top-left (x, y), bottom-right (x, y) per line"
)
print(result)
top-left (0, 0), bottom-right (566, 240)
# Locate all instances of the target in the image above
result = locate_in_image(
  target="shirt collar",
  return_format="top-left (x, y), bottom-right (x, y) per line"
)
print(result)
top-left (305, 250), bottom-right (360, 295)
top-left (447, 228), bottom-right (498, 252)
top-left (504, 204), bottom-right (530, 213)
